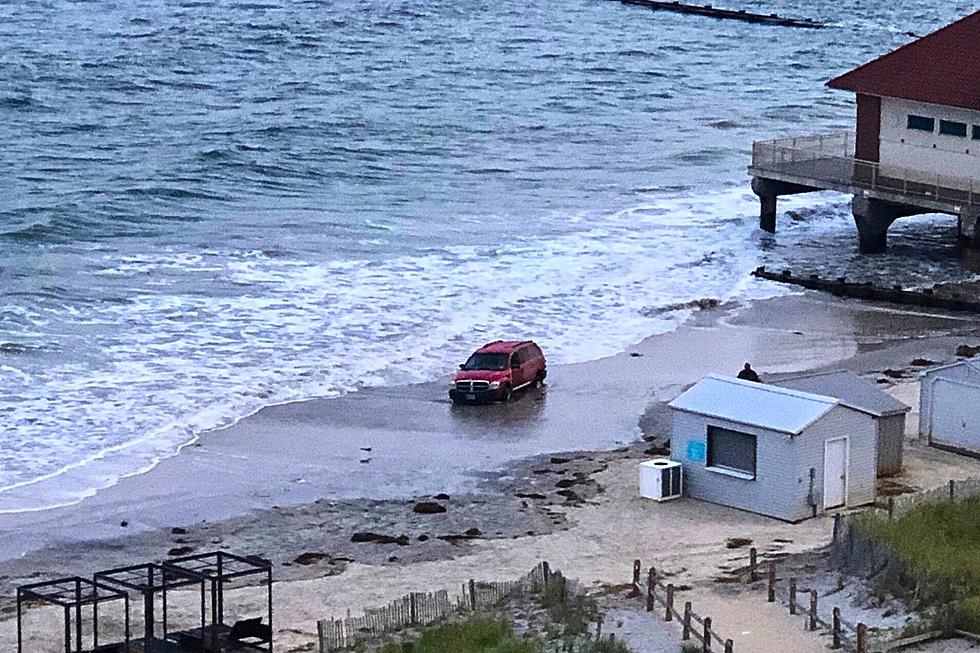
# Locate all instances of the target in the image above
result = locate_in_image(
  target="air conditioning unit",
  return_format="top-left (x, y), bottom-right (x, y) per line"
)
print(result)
top-left (639, 459), bottom-right (683, 502)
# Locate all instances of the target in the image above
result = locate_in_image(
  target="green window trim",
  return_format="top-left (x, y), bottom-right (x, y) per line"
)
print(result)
top-left (907, 115), bottom-right (935, 132)
top-left (939, 120), bottom-right (968, 137)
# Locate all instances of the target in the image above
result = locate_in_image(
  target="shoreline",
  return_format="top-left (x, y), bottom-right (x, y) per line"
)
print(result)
top-left (3, 291), bottom-right (980, 649)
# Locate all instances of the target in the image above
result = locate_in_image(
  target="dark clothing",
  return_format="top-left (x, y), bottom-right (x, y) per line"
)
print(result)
top-left (737, 368), bottom-right (761, 383)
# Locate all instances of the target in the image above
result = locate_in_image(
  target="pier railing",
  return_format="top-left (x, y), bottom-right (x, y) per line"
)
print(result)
top-left (751, 132), bottom-right (979, 207)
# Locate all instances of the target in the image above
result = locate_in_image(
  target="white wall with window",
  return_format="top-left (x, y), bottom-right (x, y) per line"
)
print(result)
top-left (878, 96), bottom-right (980, 183)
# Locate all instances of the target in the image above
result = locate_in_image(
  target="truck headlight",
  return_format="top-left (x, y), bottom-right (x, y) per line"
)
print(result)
top-left (488, 381), bottom-right (501, 389)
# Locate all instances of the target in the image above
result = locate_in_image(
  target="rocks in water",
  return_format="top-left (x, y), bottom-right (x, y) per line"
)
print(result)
top-left (957, 344), bottom-right (980, 358)
top-left (433, 493), bottom-right (451, 501)
top-left (550, 457), bottom-right (571, 465)
top-left (293, 552), bottom-right (331, 566)
top-left (911, 358), bottom-right (939, 367)
top-left (555, 478), bottom-right (583, 489)
top-left (465, 527), bottom-right (482, 537)
top-left (417, 534), bottom-right (429, 542)
top-left (556, 489), bottom-right (582, 503)
top-left (350, 532), bottom-right (410, 546)
top-left (515, 492), bottom-right (547, 500)
top-left (725, 537), bottom-right (752, 549)
top-left (171, 527), bottom-right (187, 535)
top-left (882, 369), bottom-right (908, 379)
top-left (412, 501), bottom-right (447, 514)
top-left (167, 546), bottom-right (194, 556)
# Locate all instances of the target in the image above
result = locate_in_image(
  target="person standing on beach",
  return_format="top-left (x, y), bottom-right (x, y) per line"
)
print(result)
top-left (737, 363), bottom-right (761, 383)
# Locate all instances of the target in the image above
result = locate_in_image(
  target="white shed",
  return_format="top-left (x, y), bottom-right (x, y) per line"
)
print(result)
top-left (773, 370), bottom-right (910, 476)
top-left (669, 375), bottom-right (878, 522)
top-left (919, 360), bottom-right (980, 455)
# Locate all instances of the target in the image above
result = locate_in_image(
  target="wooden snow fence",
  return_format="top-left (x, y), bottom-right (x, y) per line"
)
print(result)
top-left (316, 561), bottom-right (554, 651)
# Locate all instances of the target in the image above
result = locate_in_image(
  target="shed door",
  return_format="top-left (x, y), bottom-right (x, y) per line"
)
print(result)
top-left (930, 379), bottom-right (980, 451)
top-left (823, 437), bottom-right (848, 509)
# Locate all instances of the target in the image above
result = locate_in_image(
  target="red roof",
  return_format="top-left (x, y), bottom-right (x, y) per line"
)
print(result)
top-left (477, 340), bottom-right (530, 354)
top-left (827, 10), bottom-right (980, 111)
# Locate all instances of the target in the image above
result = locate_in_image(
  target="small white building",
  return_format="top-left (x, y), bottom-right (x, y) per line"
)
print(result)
top-left (919, 360), bottom-right (980, 455)
top-left (669, 375), bottom-right (877, 522)
top-left (773, 370), bottom-right (909, 476)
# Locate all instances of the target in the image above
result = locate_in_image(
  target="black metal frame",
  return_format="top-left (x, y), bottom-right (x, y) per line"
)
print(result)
top-left (94, 563), bottom-right (207, 646)
top-left (17, 577), bottom-right (130, 653)
top-left (163, 551), bottom-right (274, 652)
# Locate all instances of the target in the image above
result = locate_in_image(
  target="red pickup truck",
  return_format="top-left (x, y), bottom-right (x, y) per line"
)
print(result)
top-left (449, 340), bottom-right (547, 404)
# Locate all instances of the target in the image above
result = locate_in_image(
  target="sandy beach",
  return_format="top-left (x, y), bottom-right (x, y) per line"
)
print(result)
top-left (5, 291), bottom-right (980, 651)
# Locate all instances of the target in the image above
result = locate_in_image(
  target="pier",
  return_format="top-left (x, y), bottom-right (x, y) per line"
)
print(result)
top-left (749, 132), bottom-right (980, 253)
top-left (618, 0), bottom-right (825, 29)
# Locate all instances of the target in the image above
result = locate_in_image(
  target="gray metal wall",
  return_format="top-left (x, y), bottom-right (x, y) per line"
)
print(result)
top-left (670, 404), bottom-right (876, 522)
top-left (875, 414), bottom-right (905, 476)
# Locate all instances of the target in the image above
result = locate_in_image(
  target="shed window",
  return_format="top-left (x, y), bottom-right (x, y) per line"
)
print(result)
top-left (940, 120), bottom-right (968, 137)
top-left (907, 115), bottom-right (935, 132)
top-left (973, 125), bottom-right (980, 141)
top-left (707, 426), bottom-right (756, 478)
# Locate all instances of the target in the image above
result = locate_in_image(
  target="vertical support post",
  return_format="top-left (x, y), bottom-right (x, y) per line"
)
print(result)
top-left (809, 591), bottom-right (818, 631)
top-left (468, 579), bottom-right (477, 611)
top-left (124, 594), bottom-right (130, 653)
top-left (93, 597), bottom-right (99, 649)
top-left (833, 513), bottom-right (842, 542)
top-left (268, 568), bottom-right (274, 653)
top-left (767, 562), bottom-right (776, 602)
top-left (749, 548), bottom-right (758, 582)
top-left (410, 593), bottom-right (418, 625)
top-left (760, 196), bottom-right (777, 233)
top-left (64, 605), bottom-right (71, 653)
top-left (542, 561), bottom-right (550, 588)
top-left (725, 640), bottom-right (734, 653)
top-left (703, 617), bottom-right (712, 652)
top-left (789, 578), bottom-right (797, 615)
top-left (857, 623), bottom-right (868, 653)
top-left (646, 568), bottom-right (656, 612)
top-left (887, 496), bottom-right (895, 520)
top-left (665, 584), bottom-right (674, 622)
top-left (950, 479), bottom-right (956, 502)
top-left (631, 560), bottom-right (641, 597)
top-left (832, 607), bottom-right (842, 649)
top-left (683, 602), bottom-right (692, 640)
top-left (75, 580), bottom-right (82, 653)
top-left (17, 589), bottom-right (23, 653)
top-left (217, 555), bottom-right (225, 626)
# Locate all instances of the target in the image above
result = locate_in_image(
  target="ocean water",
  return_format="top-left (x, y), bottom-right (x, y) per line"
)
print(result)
top-left (1, 0), bottom-right (977, 512)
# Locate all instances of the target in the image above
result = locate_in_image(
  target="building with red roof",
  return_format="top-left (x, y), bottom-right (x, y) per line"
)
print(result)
top-left (748, 11), bottom-right (980, 253)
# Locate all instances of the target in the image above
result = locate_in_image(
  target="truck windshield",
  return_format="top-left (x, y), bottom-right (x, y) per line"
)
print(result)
top-left (462, 353), bottom-right (509, 371)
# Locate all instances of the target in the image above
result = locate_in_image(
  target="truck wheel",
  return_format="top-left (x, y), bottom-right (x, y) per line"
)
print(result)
top-left (534, 371), bottom-right (545, 388)
top-left (502, 386), bottom-right (513, 402)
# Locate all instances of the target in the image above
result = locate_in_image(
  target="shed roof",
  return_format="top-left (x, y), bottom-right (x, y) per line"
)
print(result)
top-left (827, 10), bottom-right (980, 111)
top-left (772, 370), bottom-right (909, 418)
top-left (668, 374), bottom-right (840, 435)
top-left (920, 359), bottom-right (980, 378)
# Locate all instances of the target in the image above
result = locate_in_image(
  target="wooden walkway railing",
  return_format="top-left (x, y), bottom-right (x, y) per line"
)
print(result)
top-left (630, 560), bottom-right (735, 652)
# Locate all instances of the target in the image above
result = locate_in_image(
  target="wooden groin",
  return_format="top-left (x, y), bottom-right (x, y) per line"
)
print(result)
top-left (752, 266), bottom-right (980, 313)
top-left (618, 0), bottom-right (825, 29)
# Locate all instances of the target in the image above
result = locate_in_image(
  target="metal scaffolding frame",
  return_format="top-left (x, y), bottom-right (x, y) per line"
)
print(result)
top-left (17, 577), bottom-right (130, 653)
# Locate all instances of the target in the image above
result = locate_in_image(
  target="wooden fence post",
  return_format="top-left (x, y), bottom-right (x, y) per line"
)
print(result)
top-left (665, 584), bottom-right (674, 622)
top-left (542, 561), bottom-right (550, 588)
top-left (631, 560), bottom-right (641, 596)
top-left (646, 568), bottom-right (655, 612)
top-left (809, 590), bottom-right (818, 631)
top-left (950, 479), bottom-right (956, 502)
top-left (749, 548), bottom-right (758, 582)
top-left (857, 623), bottom-right (867, 653)
top-left (468, 579), bottom-right (477, 611)
top-left (832, 607), bottom-right (841, 649)
top-left (409, 593), bottom-right (417, 624)
top-left (703, 617), bottom-right (712, 652)
top-left (887, 496), bottom-right (895, 520)
top-left (767, 562), bottom-right (776, 602)
top-left (789, 578), bottom-right (797, 615)
top-left (683, 601), bottom-right (692, 640)
top-left (724, 640), bottom-right (733, 653)
top-left (317, 620), bottom-right (325, 653)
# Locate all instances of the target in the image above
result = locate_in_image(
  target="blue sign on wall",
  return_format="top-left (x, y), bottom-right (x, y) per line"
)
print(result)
top-left (687, 440), bottom-right (707, 463)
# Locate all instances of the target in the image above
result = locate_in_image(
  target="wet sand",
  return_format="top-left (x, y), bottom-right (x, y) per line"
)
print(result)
top-left (3, 292), bottom-right (980, 650)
